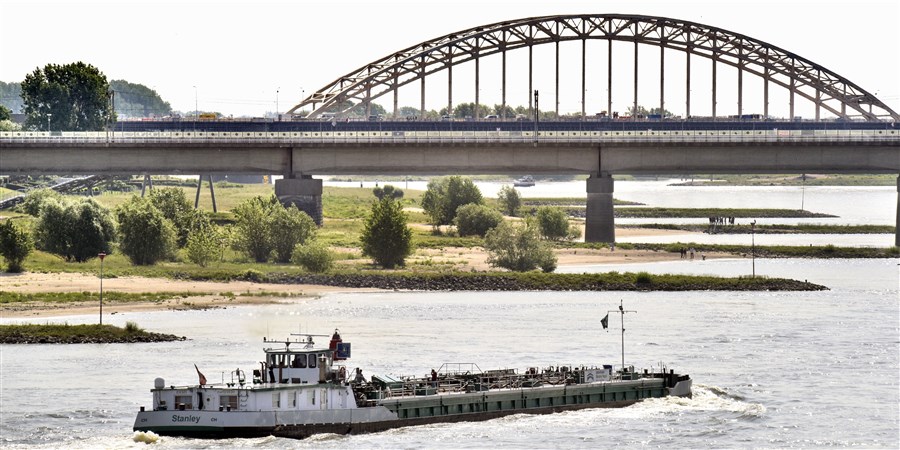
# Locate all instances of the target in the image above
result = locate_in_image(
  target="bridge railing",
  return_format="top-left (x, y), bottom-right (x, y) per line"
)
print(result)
top-left (1, 129), bottom-right (898, 144)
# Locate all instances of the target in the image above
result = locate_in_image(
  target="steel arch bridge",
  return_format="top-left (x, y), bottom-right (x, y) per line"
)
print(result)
top-left (287, 14), bottom-right (898, 122)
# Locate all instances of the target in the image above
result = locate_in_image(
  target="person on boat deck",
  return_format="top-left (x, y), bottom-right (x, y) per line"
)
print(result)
top-left (354, 368), bottom-right (365, 383)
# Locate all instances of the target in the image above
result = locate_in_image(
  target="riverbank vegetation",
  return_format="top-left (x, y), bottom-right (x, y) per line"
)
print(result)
top-left (579, 242), bottom-right (899, 259)
top-left (2, 177), bottom-right (894, 293)
top-left (0, 322), bottom-right (185, 344)
top-left (621, 224), bottom-right (896, 234)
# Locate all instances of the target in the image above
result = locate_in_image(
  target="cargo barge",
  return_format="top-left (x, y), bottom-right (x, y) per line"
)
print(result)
top-left (134, 327), bottom-right (691, 439)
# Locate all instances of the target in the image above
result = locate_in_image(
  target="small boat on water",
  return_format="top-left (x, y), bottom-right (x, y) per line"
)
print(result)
top-left (133, 310), bottom-right (691, 439)
top-left (513, 175), bottom-right (535, 187)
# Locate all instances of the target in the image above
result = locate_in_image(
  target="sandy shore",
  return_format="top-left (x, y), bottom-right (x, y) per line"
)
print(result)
top-left (1, 228), bottom-right (728, 319)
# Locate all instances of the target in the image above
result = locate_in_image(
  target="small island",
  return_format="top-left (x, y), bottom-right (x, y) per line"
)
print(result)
top-left (0, 322), bottom-right (186, 344)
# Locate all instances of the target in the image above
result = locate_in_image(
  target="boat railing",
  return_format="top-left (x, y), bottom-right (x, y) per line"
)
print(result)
top-left (368, 364), bottom-right (678, 400)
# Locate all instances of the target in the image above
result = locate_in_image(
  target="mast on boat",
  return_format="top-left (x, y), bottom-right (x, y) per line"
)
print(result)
top-left (606, 300), bottom-right (636, 370)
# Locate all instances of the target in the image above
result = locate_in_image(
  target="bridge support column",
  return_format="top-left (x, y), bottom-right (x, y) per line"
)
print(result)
top-left (585, 173), bottom-right (615, 243)
top-left (275, 176), bottom-right (323, 225)
top-left (896, 175), bottom-right (899, 247)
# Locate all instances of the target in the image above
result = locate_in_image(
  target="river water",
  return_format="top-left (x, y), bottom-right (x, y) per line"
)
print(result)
top-left (1, 183), bottom-right (898, 449)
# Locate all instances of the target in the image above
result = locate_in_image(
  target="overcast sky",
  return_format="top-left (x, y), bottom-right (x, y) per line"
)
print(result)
top-left (2, 0), bottom-right (898, 118)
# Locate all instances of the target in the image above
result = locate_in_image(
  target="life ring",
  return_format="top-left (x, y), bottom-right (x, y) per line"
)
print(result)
top-left (339, 366), bottom-right (346, 380)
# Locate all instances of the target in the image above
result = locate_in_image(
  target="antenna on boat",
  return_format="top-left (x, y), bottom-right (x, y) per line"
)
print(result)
top-left (607, 300), bottom-right (636, 371)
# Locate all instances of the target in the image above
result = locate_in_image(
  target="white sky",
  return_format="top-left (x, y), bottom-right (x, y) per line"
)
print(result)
top-left (1, 0), bottom-right (898, 118)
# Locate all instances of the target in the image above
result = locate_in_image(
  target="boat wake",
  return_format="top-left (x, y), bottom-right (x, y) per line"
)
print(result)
top-left (636, 384), bottom-right (766, 420)
top-left (131, 431), bottom-right (159, 444)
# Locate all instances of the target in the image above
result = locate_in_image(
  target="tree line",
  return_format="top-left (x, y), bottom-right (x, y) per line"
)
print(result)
top-left (1, 177), bottom-right (582, 274)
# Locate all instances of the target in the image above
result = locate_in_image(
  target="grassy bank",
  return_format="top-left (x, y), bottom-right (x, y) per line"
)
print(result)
top-left (578, 242), bottom-right (900, 259)
top-left (193, 270), bottom-right (827, 292)
top-left (0, 322), bottom-right (186, 344)
top-left (622, 224), bottom-right (896, 234)
top-left (614, 208), bottom-right (836, 218)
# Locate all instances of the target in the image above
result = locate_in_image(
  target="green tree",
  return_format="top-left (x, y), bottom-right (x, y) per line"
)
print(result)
top-left (231, 196), bottom-right (277, 262)
top-left (398, 106), bottom-right (421, 118)
top-left (19, 188), bottom-right (62, 216)
top-left (0, 81), bottom-right (24, 114)
top-left (361, 197), bottom-right (413, 269)
top-left (373, 185), bottom-right (404, 200)
top-left (454, 203), bottom-right (503, 237)
top-left (185, 215), bottom-right (222, 268)
top-left (270, 205), bottom-right (317, 263)
top-left (148, 188), bottom-right (194, 247)
top-left (535, 206), bottom-right (580, 241)
top-left (34, 198), bottom-right (115, 262)
top-left (421, 176), bottom-right (483, 227)
top-left (0, 104), bottom-right (10, 121)
top-left (484, 221), bottom-right (557, 272)
top-left (21, 62), bottom-right (115, 131)
top-left (497, 185), bottom-right (522, 216)
top-left (491, 104), bottom-right (517, 118)
top-left (109, 80), bottom-right (172, 118)
top-left (291, 241), bottom-right (335, 273)
top-left (116, 196), bottom-right (177, 265)
top-left (0, 220), bottom-right (33, 273)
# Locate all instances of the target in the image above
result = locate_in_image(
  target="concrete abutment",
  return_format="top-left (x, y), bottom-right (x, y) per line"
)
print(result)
top-left (275, 176), bottom-right (323, 225)
top-left (585, 173), bottom-right (615, 243)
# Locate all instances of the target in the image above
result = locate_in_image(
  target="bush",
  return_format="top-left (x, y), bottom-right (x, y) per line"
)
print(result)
top-left (124, 321), bottom-right (143, 333)
top-left (535, 206), bottom-right (580, 241)
top-left (484, 221), bottom-right (557, 272)
top-left (497, 185), bottom-right (522, 216)
top-left (291, 241), bottom-right (335, 273)
top-left (361, 197), bottom-right (413, 269)
top-left (421, 176), bottom-right (483, 227)
top-left (634, 271), bottom-right (653, 284)
top-left (19, 188), bottom-right (62, 217)
top-left (185, 217), bottom-right (222, 268)
top-left (231, 196), bottom-right (277, 262)
top-left (0, 219), bottom-right (33, 272)
top-left (116, 196), bottom-right (177, 265)
top-left (148, 188), bottom-right (194, 247)
top-left (34, 198), bottom-right (115, 262)
top-left (373, 185), bottom-right (404, 200)
top-left (270, 205), bottom-right (317, 263)
top-left (454, 203), bottom-right (503, 237)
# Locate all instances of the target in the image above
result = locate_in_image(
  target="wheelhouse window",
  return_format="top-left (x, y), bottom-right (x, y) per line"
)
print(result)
top-left (220, 395), bottom-right (238, 410)
top-left (174, 395), bottom-right (193, 410)
top-left (308, 353), bottom-right (317, 368)
top-left (292, 354), bottom-right (306, 368)
top-left (272, 392), bottom-right (281, 408)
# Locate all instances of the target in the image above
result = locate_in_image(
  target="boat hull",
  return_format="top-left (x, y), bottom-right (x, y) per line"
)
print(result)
top-left (135, 377), bottom-right (685, 439)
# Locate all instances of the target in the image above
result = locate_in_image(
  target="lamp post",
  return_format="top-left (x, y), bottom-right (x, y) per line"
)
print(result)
top-left (193, 85), bottom-right (198, 118)
top-left (276, 87), bottom-right (280, 120)
top-left (98, 252), bottom-right (106, 324)
top-left (750, 220), bottom-right (756, 277)
top-left (46, 113), bottom-right (51, 132)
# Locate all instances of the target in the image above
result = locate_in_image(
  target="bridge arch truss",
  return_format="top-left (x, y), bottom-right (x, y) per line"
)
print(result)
top-left (288, 14), bottom-right (898, 122)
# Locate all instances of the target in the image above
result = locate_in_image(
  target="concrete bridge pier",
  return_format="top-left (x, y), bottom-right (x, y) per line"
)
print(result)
top-left (275, 175), bottom-right (323, 225)
top-left (585, 172), bottom-right (615, 243)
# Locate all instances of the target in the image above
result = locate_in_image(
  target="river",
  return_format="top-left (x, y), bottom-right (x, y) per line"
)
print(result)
top-left (1, 182), bottom-right (898, 449)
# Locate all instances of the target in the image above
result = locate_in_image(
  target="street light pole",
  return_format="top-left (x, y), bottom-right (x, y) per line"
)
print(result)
top-left (193, 85), bottom-right (198, 118)
top-left (47, 113), bottom-right (52, 132)
top-left (750, 220), bottom-right (756, 277)
top-left (98, 252), bottom-right (106, 324)
top-left (276, 87), bottom-right (280, 120)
